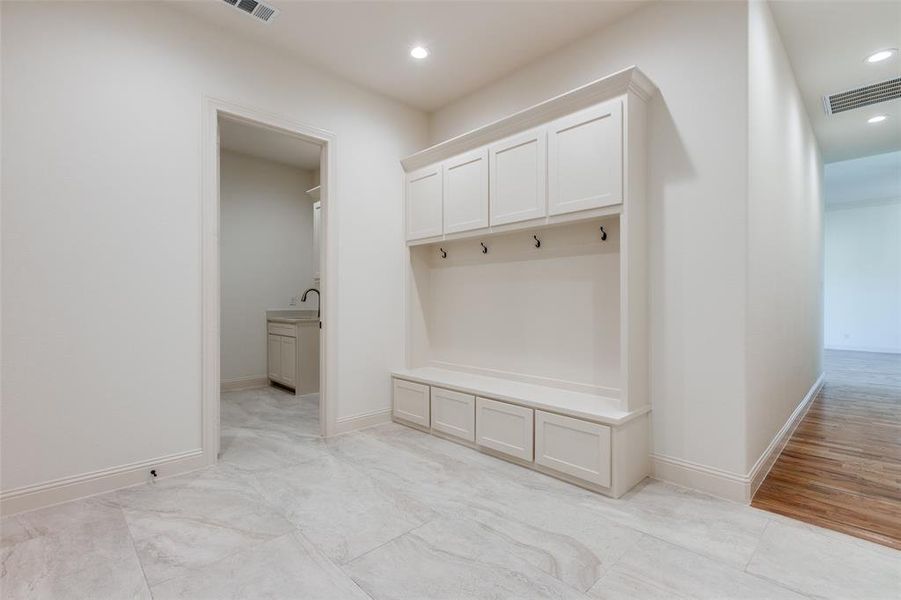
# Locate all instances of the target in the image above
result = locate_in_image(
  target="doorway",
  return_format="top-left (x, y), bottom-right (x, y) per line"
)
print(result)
top-left (201, 98), bottom-right (338, 464)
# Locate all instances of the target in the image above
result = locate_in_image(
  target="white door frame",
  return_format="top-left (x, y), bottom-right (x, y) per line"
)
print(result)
top-left (201, 96), bottom-right (339, 464)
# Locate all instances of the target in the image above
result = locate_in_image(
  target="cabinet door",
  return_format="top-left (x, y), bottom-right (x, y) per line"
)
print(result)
top-left (280, 336), bottom-right (296, 387)
top-left (489, 128), bottom-right (547, 226)
top-left (312, 201), bottom-right (321, 282)
top-left (443, 148), bottom-right (488, 234)
top-left (431, 387), bottom-right (475, 442)
top-left (547, 99), bottom-right (623, 216)
top-left (535, 411), bottom-right (611, 487)
top-left (393, 378), bottom-right (430, 428)
top-left (268, 334), bottom-right (282, 382)
top-left (406, 165), bottom-right (443, 241)
top-left (475, 397), bottom-right (533, 461)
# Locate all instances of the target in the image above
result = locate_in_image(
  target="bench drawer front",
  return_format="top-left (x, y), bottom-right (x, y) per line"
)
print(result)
top-left (267, 322), bottom-right (297, 337)
top-left (431, 387), bottom-right (475, 442)
top-left (535, 410), bottom-right (611, 487)
top-left (393, 379), bottom-right (430, 428)
top-left (476, 397), bottom-right (533, 461)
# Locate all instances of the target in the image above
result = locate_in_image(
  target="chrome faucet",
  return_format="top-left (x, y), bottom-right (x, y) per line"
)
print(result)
top-left (301, 288), bottom-right (320, 319)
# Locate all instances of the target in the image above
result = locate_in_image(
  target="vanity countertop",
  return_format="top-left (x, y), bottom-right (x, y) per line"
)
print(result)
top-left (266, 310), bottom-right (318, 324)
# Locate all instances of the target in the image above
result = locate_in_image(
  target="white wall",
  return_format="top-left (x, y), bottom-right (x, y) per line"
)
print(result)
top-left (745, 0), bottom-right (824, 474)
top-left (824, 200), bottom-right (901, 353)
top-left (419, 219), bottom-right (621, 396)
top-left (220, 150), bottom-right (315, 383)
top-left (429, 1), bottom-right (752, 475)
top-left (1, 1), bottom-right (426, 495)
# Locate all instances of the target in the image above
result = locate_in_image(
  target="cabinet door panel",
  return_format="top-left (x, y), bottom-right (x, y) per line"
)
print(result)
top-left (268, 334), bottom-right (281, 382)
top-left (281, 336), bottom-right (296, 387)
top-left (548, 99), bottom-right (623, 215)
top-left (475, 397), bottom-right (533, 461)
top-left (489, 128), bottom-right (547, 226)
top-left (443, 148), bottom-right (488, 234)
top-left (406, 166), bottom-right (443, 241)
top-left (431, 387), bottom-right (475, 442)
top-left (393, 378), bottom-right (430, 428)
top-left (535, 411), bottom-right (611, 487)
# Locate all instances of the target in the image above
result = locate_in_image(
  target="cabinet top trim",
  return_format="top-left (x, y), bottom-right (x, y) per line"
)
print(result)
top-left (402, 66), bottom-right (656, 173)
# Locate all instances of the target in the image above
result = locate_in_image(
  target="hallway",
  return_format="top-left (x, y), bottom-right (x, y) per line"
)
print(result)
top-left (753, 349), bottom-right (901, 549)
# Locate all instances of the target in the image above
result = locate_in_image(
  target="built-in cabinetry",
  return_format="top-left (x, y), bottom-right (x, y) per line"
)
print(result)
top-left (267, 317), bottom-right (319, 394)
top-left (403, 94), bottom-right (632, 243)
top-left (394, 66), bottom-right (656, 498)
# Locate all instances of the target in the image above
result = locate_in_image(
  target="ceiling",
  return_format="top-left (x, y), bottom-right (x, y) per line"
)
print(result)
top-left (824, 150), bottom-right (901, 206)
top-left (770, 1), bottom-right (901, 163)
top-left (219, 117), bottom-right (321, 170)
top-left (171, 1), bottom-right (646, 112)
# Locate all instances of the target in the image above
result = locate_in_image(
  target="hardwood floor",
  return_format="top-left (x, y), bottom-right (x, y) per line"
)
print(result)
top-left (753, 349), bottom-right (901, 549)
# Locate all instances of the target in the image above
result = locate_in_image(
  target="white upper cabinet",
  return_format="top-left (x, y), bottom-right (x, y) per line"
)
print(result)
top-left (489, 128), bottom-right (547, 226)
top-left (406, 165), bottom-right (443, 241)
top-left (442, 148), bottom-right (489, 234)
top-left (548, 98), bottom-right (623, 216)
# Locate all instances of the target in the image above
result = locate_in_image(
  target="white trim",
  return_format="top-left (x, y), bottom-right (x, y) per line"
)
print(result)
top-left (334, 408), bottom-right (392, 434)
top-left (221, 376), bottom-right (270, 392)
top-left (651, 454), bottom-right (748, 502)
top-left (203, 97), bottom-right (340, 457)
top-left (401, 66), bottom-right (656, 172)
top-left (748, 373), bottom-right (825, 497)
top-left (825, 344), bottom-right (901, 355)
top-left (0, 450), bottom-right (206, 516)
top-left (651, 373), bottom-right (825, 503)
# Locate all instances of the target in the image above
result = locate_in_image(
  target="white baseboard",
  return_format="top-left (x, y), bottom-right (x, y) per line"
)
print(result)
top-left (221, 376), bottom-right (270, 392)
top-left (334, 408), bottom-right (392, 434)
top-left (0, 449), bottom-right (207, 517)
top-left (747, 372), bottom-right (824, 498)
top-left (652, 373), bottom-right (825, 504)
top-left (824, 345), bottom-right (900, 355)
top-left (651, 454), bottom-right (748, 502)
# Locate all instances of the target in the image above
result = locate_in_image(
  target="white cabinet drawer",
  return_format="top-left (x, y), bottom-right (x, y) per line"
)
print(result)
top-left (393, 378), bottom-right (430, 428)
top-left (268, 322), bottom-right (297, 337)
top-left (431, 387), bottom-right (475, 442)
top-left (475, 397), bottom-right (533, 461)
top-left (535, 410), bottom-right (611, 487)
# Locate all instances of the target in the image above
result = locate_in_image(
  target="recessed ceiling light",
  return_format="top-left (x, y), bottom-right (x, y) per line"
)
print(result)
top-left (867, 115), bottom-right (888, 124)
top-left (865, 49), bottom-right (897, 63)
top-left (410, 46), bottom-right (429, 60)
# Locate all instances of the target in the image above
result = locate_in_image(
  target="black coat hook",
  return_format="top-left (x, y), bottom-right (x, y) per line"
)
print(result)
top-left (600, 226), bottom-right (608, 241)
top-left (480, 242), bottom-right (488, 254)
top-left (533, 235), bottom-right (541, 248)
top-left (439, 248), bottom-right (447, 259)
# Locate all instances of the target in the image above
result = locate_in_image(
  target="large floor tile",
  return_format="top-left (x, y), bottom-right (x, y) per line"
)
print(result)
top-left (580, 479), bottom-right (771, 567)
top-left (219, 425), bottom-right (326, 473)
top-left (746, 518), bottom-right (901, 599)
top-left (1, 498), bottom-right (123, 548)
top-left (587, 534), bottom-right (805, 599)
top-left (151, 532), bottom-right (369, 600)
top-left (114, 465), bottom-right (294, 585)
top-left (345, 517), bottom-right (590, 600)
top-left (249, 452), bottom-right (436, 564)
top-left (0, 510), bottom-right (150, 600)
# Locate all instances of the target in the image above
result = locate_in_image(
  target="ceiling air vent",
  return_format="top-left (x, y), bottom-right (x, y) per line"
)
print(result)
top-left (221, 0), bottom-right (279, 24)
top-left (823, 77), bottom-right (901, 115)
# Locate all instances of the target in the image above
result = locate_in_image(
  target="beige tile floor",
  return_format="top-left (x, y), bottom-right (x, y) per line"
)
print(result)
top-left (2, 386), bottom-right (899, 599)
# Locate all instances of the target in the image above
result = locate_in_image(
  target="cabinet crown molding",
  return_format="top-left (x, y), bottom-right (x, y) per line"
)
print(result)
top-left (402, 66), bottom-right (656, 173)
